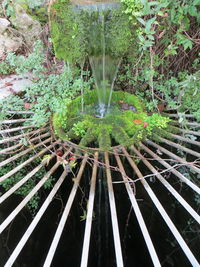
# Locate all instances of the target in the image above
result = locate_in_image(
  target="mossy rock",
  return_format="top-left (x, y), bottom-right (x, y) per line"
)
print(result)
top-left (49, 0), bottom-right (132, 63)
top-left (52, 90), bottom-right (170, 150)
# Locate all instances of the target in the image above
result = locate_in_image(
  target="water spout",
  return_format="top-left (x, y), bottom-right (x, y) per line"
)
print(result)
top-left (75, 2), bottom-right (122, 117)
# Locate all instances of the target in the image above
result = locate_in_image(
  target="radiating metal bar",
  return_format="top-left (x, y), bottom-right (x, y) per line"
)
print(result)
top-left (131, 145), bottom-right (200, 223)
top-left (179, 128), bottom-right (200, 137)
top-left (6, 111), bottom-right (34, 114)
top-left (0, 125), bottom-right (36, 134)
top-left (0, 137), bottom-right (52, 166)
top-left (114, 150), bottom-right (161, 267)
top-left (0, 147), bottom-right (69, 204)
top-left (0, 159), bottom-right (64, 234)
top-left (155, 135), bottom-right (200, 158)
top-left (145, 140), bottom-right (200, 175)
top-left (0, 132), bottom-right (50, 154)
top-left (0, 161), bottom-right (46, 204)
top-left (0, 118), bottom-right (32, 124)
top-left (43, 155), bottom-right (88, 267)
top-left (170, 126), bottom-right (200, 137)
top-left (105, 152), bottom-right (124, 267)
top-left (168, 133), bottom-right (200, 147)
top-left (141, 143), bottom-right (200, 195)
top-left (162, 113), bottom-right (195, 118)
top-left (4, 169), bottom-right (68, 267)
top-left (0, 143), bottom-right (54, 183)
top-left (170, 120), bottom-right (200, 128)
top-left (81, 152), bottom-right (98, 267)
top-left (123, 148), bottom-right (200, 267)
top-left (0, 127), bottom-right (49, 145)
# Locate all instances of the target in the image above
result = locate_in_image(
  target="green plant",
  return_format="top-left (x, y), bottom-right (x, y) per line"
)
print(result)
top-left (0, 60), bottom-right (15, 75)
top-left (7, 40), bottom-right (46, 77)
top-left (2, 0), bottom-right (15, 17)
top-left (114, 0), bottom-right (200, 117)
top-left (0, 153), bottom-right (53, 216)
top-left (50, 0), bottom-right (132, 63)
top-left (0, 41), bottom-right (93, 127)
top-left (53, 90), bottom-right (170, 149)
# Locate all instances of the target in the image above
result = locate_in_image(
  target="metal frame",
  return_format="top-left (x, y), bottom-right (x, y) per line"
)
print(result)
top-left (0, 114), bottom-right (199, 267)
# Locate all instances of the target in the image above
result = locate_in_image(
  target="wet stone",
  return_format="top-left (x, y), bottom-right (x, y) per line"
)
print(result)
top-left (129, 105), bottom-right (137, 112)
top-left (121, 103), bottom-right (129, 110)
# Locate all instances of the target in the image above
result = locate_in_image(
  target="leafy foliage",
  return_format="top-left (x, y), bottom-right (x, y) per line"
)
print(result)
top-left (0, 41), bottom-right (93, 126)
top-left (0, 60), bottom-right (15, 75)
top-left (50, 0), bottom-right (132, 63)
top-left (53, 90), bottom-right (170, 149)
top-left (7, 40), bottom-right (46, 77)
top-left (115, 0), bottom-right (200, 121)
top-left (0, 153), bottom-right (53, 216)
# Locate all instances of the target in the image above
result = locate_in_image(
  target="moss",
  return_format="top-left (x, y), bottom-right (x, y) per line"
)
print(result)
top-left (28, 7), bottom-right (48, 24)
top-left (98, 129), bottom-right (111, 150)
top-left (79, 128), bottom-right (98, 147)
top-left (52, 90), bottom-right (170, 149)
top-left (16, 0), bottom-right (48, 24)
top-left (50, 0), bottom-right (132, 63)
top-left (111, 127), bottom-right (131, 146)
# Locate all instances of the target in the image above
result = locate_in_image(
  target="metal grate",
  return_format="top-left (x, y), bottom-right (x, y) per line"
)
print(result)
top-left (0, 112), bottom-right (199, 266)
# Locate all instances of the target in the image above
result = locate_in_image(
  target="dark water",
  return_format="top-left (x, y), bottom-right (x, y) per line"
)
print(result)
top-left (0, 146), bottom-right (199, 266)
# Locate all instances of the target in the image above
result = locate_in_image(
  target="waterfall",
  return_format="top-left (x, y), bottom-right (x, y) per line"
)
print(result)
top-left (75, 2), bottom-right (122, 117)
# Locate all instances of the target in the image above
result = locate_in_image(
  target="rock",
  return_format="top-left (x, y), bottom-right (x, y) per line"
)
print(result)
top-left (121, 103), bottom-right (129, 110)
top-left (129, 105), bottom-right (137, 112)
top-left (0, 18), bottom-right (10, 34)
top-left (0, 35), bottom-right (22, 59)
top-left (10, 4), bottom-right (42, 49)
top-left (0, 74), bottom-right (32, 99)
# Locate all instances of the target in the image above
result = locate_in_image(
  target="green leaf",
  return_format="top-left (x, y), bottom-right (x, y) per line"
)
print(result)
top-left (146, 17), bottom-right (156, 30)
top-left (137, 17), bottom-right (146, 25)
top-left (183, 39), bottom-right (193, 50)
top-left (188, 6), bottom-right (197, 16)
top-left (194, 0), bottom-right (200, 5)
top-left (42, 154), bottom-right (52, 166)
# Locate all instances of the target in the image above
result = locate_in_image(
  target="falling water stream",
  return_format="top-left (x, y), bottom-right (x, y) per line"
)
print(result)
top-left (75, 2), bottom-right (122, 117)
top-left (88, 10), bottom-right (121, 117)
